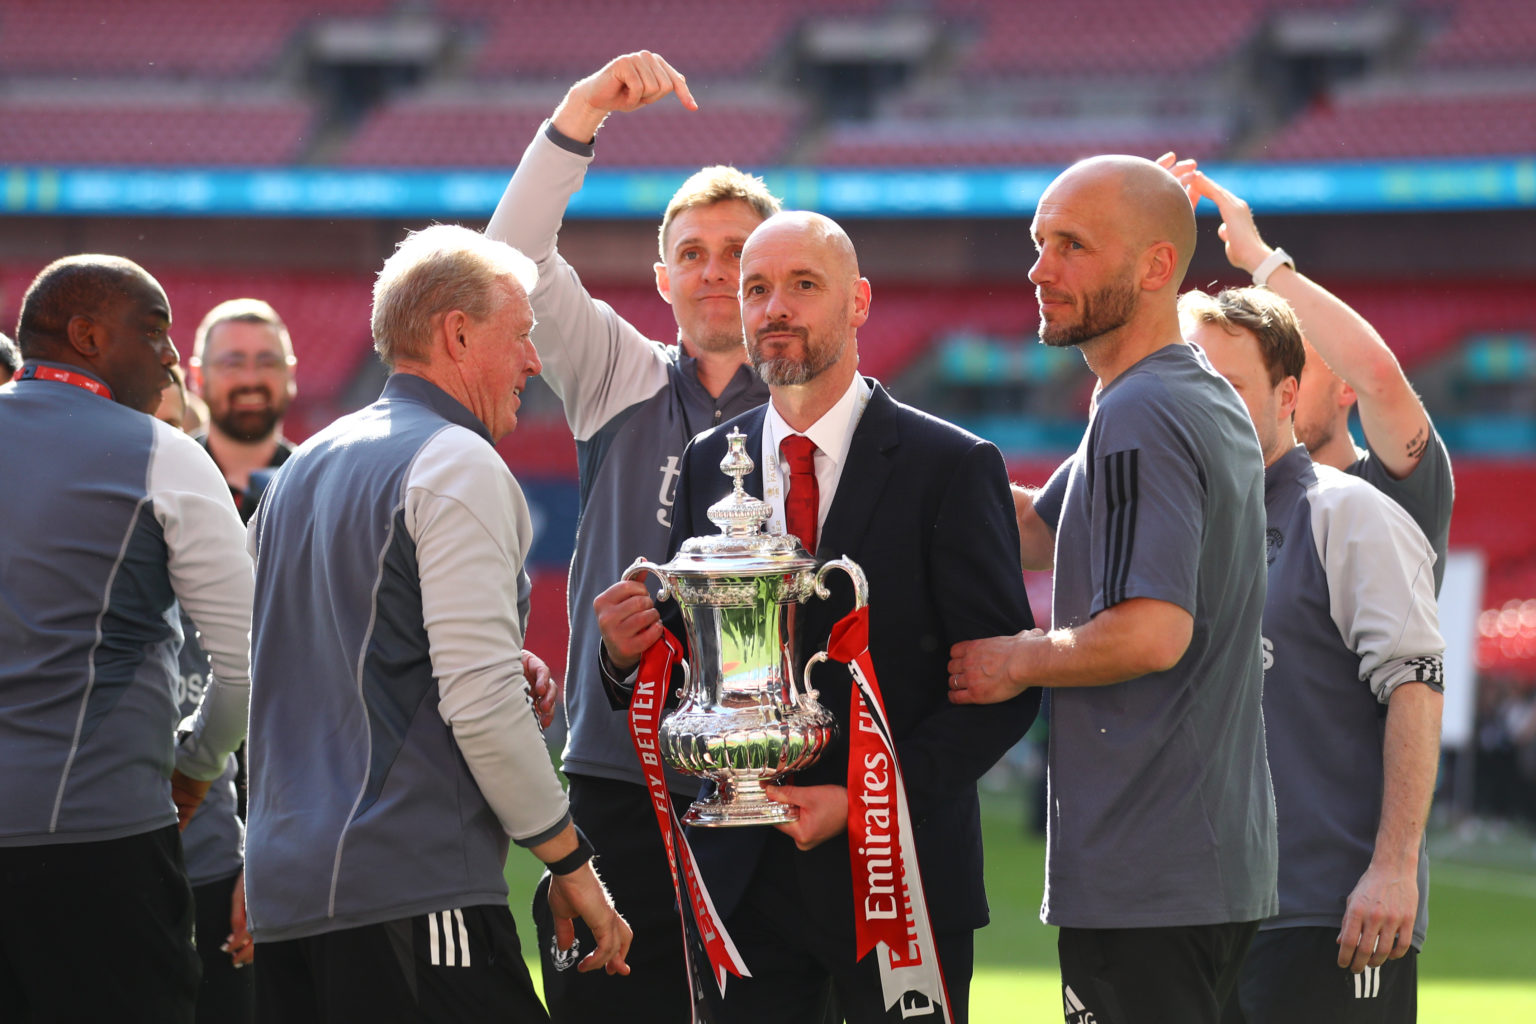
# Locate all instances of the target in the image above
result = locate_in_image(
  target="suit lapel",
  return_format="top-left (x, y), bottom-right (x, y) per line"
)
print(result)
top-left (740, 411), bottom-right (768, 504)
top-left (817, 381), bottom-right (900, 560)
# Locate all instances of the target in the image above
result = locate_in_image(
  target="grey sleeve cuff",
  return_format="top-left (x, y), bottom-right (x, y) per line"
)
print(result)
top-left (543, 119), bottom-right (595, 158)
top-left (513, 810), bottom-right (574, 849)
top-left (1374, 655), bottom-right (1446, 703)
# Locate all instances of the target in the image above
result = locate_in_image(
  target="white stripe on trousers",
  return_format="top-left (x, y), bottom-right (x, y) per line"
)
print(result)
top-left (1353, 965), bottom-right (1381, 999)
top-left (427, 908), bottom-right (472, 967)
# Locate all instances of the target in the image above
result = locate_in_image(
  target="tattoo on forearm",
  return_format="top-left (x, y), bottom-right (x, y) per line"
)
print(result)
top-left (1405, 428), bottom-right (1428, 460)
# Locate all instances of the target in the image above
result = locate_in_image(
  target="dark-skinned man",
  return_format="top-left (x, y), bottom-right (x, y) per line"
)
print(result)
top-left (0, 255), bottom-right (252, 1023)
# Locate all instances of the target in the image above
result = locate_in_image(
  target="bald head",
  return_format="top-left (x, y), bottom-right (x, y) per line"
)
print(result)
top-left (742, 210), bottom-right (861, 283)
top-left (739, 210), bottom-right (871, 397)
top-left (1045, 156), bottom-right (1197, 288)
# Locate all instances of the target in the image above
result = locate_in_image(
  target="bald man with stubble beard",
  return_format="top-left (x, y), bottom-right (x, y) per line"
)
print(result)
top-left (595, 211), bottom-right (1037, 1024)
top-left (947, 157), bottom-right (1278, 1024)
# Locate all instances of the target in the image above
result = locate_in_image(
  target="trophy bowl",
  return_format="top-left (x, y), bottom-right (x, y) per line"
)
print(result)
top-left (624, 428), bottom-right (867, 827)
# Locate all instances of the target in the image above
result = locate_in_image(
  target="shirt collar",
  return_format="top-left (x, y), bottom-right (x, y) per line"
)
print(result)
top-left (763, 373), bottom-right (870, 473)
top-left (382, 372), bottom-right (493, 444)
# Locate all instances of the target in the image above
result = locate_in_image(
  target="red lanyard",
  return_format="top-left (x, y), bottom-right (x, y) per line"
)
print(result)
top-left (17, 364), bottom-right (114, 400)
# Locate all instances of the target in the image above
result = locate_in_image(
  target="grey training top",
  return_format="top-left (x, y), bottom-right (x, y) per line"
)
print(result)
top-left (1043, 343), bottom-right (1278, 929)
top-left (1347, 421), bottom-right (1453, 592)
top-left (1042, 416), bottom-right (1453, 593)
top-left (486, 124), bottom-right (769, 796)
top-left (178, 440), bottom-right (291, 887)
top-left (175, 615), bottom-right (243, 886)
top-left (1261, 444), bottom-right (1444, 948)
top-left (245, 374), bottom-right (569, 942)
top-left (0, 363), bottom-right (251, 846)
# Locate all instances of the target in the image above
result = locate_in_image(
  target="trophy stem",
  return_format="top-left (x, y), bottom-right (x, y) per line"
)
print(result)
top-left (683, 775), bottom-right (800, 828)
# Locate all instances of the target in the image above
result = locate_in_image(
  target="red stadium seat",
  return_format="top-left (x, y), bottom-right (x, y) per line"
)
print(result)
top-left (815, 123), bottom-right (1223, 167)
top-left (339, 96), bottom-right (800, 169)
top-left (1414, 0), bottom-right (1536, 70)
top-left (0, 100), bottom-right (313, 167)
top-left (465, 0), bottom-right (886, 80)
top-left (1258, 91), bottom-right (1536, 161)
top-left (0, 1), bottom-right (310, 78)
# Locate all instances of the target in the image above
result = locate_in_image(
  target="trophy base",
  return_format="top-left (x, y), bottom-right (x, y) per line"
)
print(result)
top-left (682, 777), bottom-right (799, 828)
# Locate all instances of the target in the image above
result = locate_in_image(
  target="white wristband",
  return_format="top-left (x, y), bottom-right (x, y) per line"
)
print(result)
top-left (1251, 247), bottom-right (1295, 288)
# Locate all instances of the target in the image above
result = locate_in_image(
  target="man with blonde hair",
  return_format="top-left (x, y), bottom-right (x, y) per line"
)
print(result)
top-left (1183, 285), bottom-right (1443, 1024)
top-left (487, 50), bottom-right (781, 1020)
top-left (244, 225), bottom-right (630, 1022)
top-left (1172, 166), bottom-right (1452, 589)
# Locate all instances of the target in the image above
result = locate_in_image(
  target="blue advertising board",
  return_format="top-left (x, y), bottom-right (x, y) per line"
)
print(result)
top-left (4, 157), bottom-right (1534, 219)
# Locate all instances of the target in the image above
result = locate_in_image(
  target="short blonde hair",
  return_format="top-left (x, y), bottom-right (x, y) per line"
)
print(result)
top-left (1179, 286), bottom-right (1305, 386)
top-left (658, 166), bottom-right (780, 259)
top-left (371, 224), bottom-right (537, 369)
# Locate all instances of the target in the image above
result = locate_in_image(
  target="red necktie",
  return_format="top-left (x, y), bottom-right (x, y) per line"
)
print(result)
top-left (780, 433), bottom-right (820, 555)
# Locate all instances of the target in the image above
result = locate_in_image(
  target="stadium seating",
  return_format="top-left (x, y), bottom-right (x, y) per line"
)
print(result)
top-left (5, 266), bottom-right (1529, 441)
top-left (1414, 0), bottom-right (1536, 69)
top-left (339, 98), bottom-right (550, 168)
top-left (465, 0), bottom-right (887, 79)
top-left (815, 122), bottom-right (1222, 167)
top-left (156, 270), bottom-right (378, 440)
top-left (4, 0), bottom-right (1532, 169)
top-left (340, 95), bottom-right (801, 169)
top-left (1258, 91), bottom-right (1536, 161)
top-left (932, 0), bottom-right (1359, 80)
top-left (0, 100), bottom-right (313, 166)
top-left (0, 1), bottom-right (369, 78)
top-left (4, 0), bottom-right (1536, 662)
top-left (935, 0), bottom-right (1258, 79)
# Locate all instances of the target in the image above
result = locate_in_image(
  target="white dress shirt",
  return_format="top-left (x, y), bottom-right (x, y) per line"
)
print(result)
top-left (759, 374), bottom-right (872, 549)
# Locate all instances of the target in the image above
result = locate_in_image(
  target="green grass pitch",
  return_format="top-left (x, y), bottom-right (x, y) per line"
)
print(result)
top-left (505, 789), bottom-right (1536, 1020)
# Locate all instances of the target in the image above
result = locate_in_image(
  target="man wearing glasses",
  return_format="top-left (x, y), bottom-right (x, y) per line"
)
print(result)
top-left (182, 297), bottom-right (299, 1021)
top-left (189, 298), bottom-right (297, 520)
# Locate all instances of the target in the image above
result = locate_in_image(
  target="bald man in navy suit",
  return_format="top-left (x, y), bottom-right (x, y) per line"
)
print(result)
top-left (596, 211), bottom-right (1037, 1023)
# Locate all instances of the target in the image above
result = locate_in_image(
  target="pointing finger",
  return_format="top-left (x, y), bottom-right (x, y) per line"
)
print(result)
top-left (644, 51), bottom-right (697, 110)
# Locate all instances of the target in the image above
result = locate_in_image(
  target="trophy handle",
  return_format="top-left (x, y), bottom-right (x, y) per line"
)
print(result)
top-left (622, 558), bottom-right (673, 603)
top-left (799, 652), bottom-right (828, 707)
top-left (621, 558), bottom-right (684, 698)
top-left (812, 556), bottom-right (868, 609)
top-left (796, 557), bottom-right (868, 707)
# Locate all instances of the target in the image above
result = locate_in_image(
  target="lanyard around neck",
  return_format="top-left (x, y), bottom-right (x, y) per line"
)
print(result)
top-left (17, 364), bottom-right (114, 400)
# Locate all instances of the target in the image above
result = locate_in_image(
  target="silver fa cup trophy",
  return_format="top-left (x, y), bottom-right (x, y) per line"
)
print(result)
top-left (624, 427), bottom-right (867, 827)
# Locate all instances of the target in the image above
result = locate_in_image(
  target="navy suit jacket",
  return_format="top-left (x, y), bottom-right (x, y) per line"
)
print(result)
top-left (664, 380), bottom-right (1038, 938)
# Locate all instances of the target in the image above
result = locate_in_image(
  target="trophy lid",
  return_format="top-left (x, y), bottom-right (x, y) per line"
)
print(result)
top-left (666, 427), bottom-right (817, 575)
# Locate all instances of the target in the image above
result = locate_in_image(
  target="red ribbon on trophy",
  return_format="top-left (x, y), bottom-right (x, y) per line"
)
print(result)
top-left (631, 631), bottom-right (750, 1019)
top-left (828, 606), bottom-right (953, 1022)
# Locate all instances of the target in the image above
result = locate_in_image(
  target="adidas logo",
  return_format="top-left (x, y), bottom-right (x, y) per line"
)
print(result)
top-left (1063, 984), bottom-right (1098, 1023)
top-left (1354, 964), bottom-right (1383, 999)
